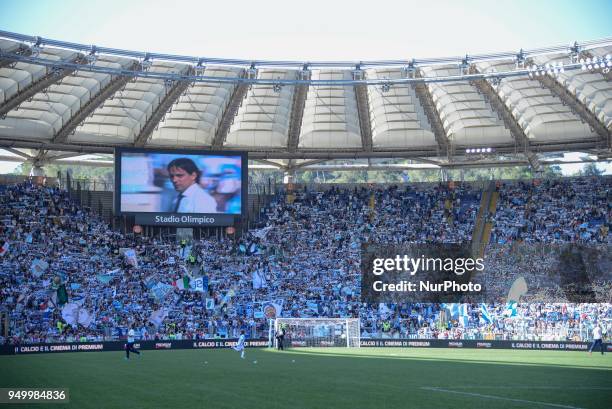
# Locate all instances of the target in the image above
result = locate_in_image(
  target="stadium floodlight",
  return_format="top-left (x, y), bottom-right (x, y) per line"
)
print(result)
top-left (141, 54), bottom-right (153, 71)
top-left (273, 81), bottom-right (283, 93)
top-left (28, 36), bottom-right (43, 58)
top-left (515, 48), bottom-right (526, 68)
top-left (466, 147), bottom-right (494, 155)
top-left (460, 54), bottom-right (470, 74)
top-left (246, 64), bottom-right (258, 79)
top-left (528, 60), bottom-right (566, 78)
top-left (489, 74), bottom-right (501, 86)
top-left (568, 41), bottom-right (581, 63)
top-left (381, 80), bottom-right (391, 93)
top-left (30, 44), bottom-right (41, 58)
top-left (195, 60), bottom-right (206, 76)
top-left (86, 46), bottom-right (97, 65)
top-left (164, 78), bottom-right (174, 88)
top-left (577, 54), bottom-right (612, 73)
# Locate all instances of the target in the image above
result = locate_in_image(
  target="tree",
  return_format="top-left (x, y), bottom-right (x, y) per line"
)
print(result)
top-left (579, 163), bottom-right (604, 177)
top-left (11, 162), bottom-right (113, 182)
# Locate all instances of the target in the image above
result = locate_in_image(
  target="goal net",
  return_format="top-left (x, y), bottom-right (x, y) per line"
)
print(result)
top-left (271, 318), bottom-right (361, 348)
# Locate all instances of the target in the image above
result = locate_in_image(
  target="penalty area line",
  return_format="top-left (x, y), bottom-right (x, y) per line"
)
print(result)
top-left (433, 386), bottom-right (612, 391)
top-left (420, 387), bottom-right (585, 409)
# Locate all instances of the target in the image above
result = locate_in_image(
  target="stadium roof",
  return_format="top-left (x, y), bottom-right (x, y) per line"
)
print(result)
top-left (0, 30), bottom-right (611, 171)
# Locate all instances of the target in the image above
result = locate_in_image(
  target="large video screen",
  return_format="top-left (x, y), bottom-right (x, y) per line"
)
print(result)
top-left (114, 148), bottom-right (246, 226)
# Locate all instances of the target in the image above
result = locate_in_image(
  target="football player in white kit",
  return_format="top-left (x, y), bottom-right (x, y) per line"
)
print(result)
top-left (232, 330), bottom-right (246, 359)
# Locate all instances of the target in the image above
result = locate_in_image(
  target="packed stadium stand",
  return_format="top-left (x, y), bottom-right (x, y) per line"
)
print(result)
top-left (0, 177), bottom-right (610, 345)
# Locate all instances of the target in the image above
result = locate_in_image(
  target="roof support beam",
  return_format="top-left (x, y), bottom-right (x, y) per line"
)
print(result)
top-left (410, 156), bottom-right (444, 166)
top-left (46, 152), bottom-right (89, 161)
top-left (0, 155), bottom-right (28, 162)
top-left (250, 159), bottom-right (286, 169)
top-left (1, 147), bottom-right (32, 159)
top-left (0, 135), bottom-right (604, 159)
top-left (287, 70), bottom-right (310, 153)
top-left (44, 158), bottom-right (114, 167)
top-left (134, 69), bottom-right (192, 147)
top-left (470, 66), bottom-right (531, 151)
top-left (212, 70), bottom-right (250, 148)
top-left (534, 72), bottom-right (610, 149)
top-left (53, 62), bottom-right (140, 144)
top-left (291, 159), bottom-right (329, 170)
top-left (353, 70), bottom-right (373, 151)
top-left (0, 59), bottom-right (81, 118)
top-left (0, 46), bottom-right (32, 68)
top-left (413, 70), bottom-right (450, 157)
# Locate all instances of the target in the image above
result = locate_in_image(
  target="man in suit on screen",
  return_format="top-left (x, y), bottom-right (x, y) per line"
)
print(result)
top-left (167, 158), bottom-right (218, 213)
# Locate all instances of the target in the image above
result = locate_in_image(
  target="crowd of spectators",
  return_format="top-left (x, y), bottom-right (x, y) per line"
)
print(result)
top-left (0, 176), bottom-right (610, 345)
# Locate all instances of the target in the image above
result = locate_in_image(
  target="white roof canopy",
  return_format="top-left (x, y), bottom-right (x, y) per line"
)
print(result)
top-left (0, 32), bottom-right (610, 166)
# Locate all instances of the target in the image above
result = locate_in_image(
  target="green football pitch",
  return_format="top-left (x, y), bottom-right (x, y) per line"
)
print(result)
top-left (1, 348), bottom-right (610, 409)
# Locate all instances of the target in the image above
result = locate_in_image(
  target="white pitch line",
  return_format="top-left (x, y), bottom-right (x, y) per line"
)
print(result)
top-left (421, 387), bottom-right (586, 409)
top-left (435, 386), bottom-right (612, 391)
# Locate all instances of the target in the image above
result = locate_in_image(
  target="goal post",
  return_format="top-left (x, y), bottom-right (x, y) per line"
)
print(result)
top-left (270, 318), bottom-right (361, 348)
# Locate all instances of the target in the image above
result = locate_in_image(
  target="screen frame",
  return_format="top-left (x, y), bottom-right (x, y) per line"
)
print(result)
top-left (114, 147), bottom-right (248, 223)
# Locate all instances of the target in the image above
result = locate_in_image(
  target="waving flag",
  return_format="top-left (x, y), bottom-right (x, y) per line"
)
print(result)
top-left (151, 283), bottom-right (173, 300)
top-left (30, 259), bottom-right (49, 277)
top-left (121, 248), bottom-right (139, 268)
top-left (149, 308), bottom-right (169, 327)
top-left (97, 274), bottom-right (113, 284)
top-left (252, 226), bottom-right (273, 239)
top-left (172, 275), bottom-right (191, 290)
top-left (504, 302), bottom-right (518, 317)
top-left (191, 276), bottom-right (207, 292)
top-left (0, 240), bottom-right (9, 256)
top-left (480, 303), bottom-right (492, 324)
top-left (252, 271), bottom-right (267, 289)
top-left (205, 298), bottom-right (215, 310)
top-left (444, 303), bottom-right (469, 326)
top-left (61, 302), bottom-right (93, 327)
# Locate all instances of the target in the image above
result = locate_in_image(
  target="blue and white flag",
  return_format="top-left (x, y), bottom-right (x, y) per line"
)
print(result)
top-left (252, 271), bottom-right (267, 289)
top-left (306, 301), bottom-right (319, 313)
top-left (252, 226), bottom-right (273, 239)
top-left (122, 248), bottom-right (138, 268)
top-left (30, 259), bottom-right (49, 277)
top-left (445, 303), bottom-right (469, 326)
top-left (149, 308), bottom-right (169, 328)
top-left (205, 298), bottom-right (215, 310)
top-left (504, 302), bottom-right (518, 317)
top-left (151, 283), bottom-right (173, 300)
top-left (181, 245), bottom-right (192, 260)
top-left (190, 276), bottom-right (207, 292)
top-left (445, 303), bottom-right (464, 318)
top-left (480, 303), bottom-right (492, 323)
top-left (112, 300), bottom-right (123, 311)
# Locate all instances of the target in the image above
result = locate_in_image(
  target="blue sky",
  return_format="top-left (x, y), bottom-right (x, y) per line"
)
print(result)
top-left (1, 0), bottom-right (611, 60)
top-left (0, 0), bottom-right (610, 174)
